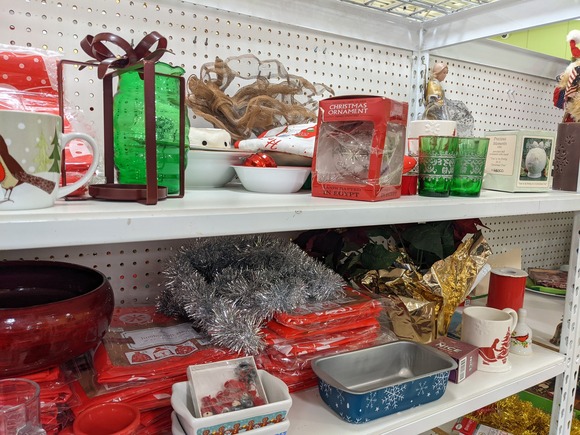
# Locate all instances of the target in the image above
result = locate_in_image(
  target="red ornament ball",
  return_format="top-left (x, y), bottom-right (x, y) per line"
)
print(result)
top-left (403, 155), bottom-right (417, 174)
top-left (243, 153), bottom-right (278, 168)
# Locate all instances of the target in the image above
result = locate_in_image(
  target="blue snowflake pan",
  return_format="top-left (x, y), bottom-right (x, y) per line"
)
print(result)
top-left (311, 341), bottom-right (457, 424)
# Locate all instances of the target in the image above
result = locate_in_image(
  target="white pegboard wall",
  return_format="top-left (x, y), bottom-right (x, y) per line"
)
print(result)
top-left (0, 240), bottom-right (180, 306)
top-left (480, 212), bottom-right (574, 271)
top-left (430, 56), bottom-right (563, 135)
top-left (4, 0), bottom-right (412, 152)
top-left (2, 215), bottom-right (574, 306)
top-left (4, 0), bottom-right (563, 153)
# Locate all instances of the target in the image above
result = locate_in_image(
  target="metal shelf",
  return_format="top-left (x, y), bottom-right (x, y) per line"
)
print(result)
top-left (188, 0), bottom-right (580, 51)
top-left (2, 188), bottom-right (580, 250)
top-left (3, 1), bottom-right (580, 434)
top-left (286, 288), bottom-right (570, 435)
top-left (288, 345), bottom-right (565, 434)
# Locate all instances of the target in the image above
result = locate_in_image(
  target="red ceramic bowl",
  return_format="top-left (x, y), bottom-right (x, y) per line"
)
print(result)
top-left (0, 260), bottom-right (115, 376)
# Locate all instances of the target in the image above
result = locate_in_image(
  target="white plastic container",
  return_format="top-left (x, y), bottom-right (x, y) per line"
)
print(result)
top-left (172, 411), bottom-right (290, 435)
top-left (171, 370), bottom-right (292, 435)
top-left (187, 356), bottom-right (269, 418)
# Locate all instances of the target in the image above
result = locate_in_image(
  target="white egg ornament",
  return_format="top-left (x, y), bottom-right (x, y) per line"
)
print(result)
top-left (525, 146), bottom-right (547, 179)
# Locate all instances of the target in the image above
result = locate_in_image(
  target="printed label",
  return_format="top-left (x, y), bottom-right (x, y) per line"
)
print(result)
top-left (484, 135), bottom-right (517, 176)
top-left (122, 323), bottom-right (202, 350)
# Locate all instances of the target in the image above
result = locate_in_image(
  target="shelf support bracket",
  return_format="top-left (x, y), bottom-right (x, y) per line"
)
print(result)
top-left (552, 210), bottom-right (580, 434)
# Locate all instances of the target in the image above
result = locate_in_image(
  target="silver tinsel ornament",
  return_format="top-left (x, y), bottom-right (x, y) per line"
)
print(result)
top-left (157, 234), bottom-right (346, 355)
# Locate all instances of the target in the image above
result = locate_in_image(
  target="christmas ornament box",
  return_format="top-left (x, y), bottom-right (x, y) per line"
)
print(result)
top-left (173, 369), bottom-right (292, 435)
top-left (482, 130), bottom-right (556, 192)
top-left (311, 341), bottom-right (457, 423)
top-left (311, 95), bottom-right (408, 201)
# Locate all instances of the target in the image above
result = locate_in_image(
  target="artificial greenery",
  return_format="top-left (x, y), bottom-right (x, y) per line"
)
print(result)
top-left (293, 219), bottom-right (484, 280)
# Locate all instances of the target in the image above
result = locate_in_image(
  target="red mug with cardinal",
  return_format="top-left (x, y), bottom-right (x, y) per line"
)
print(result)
top-left (461, 306), bottom-right (518, 373)
top-left (0, 110), bottom-right (98, 210)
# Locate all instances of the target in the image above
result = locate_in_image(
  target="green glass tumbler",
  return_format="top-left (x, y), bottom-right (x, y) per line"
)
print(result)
top-left (450, 137), bottom-right (490, 197)
top-left (418, 136), bottom-right (458, 197)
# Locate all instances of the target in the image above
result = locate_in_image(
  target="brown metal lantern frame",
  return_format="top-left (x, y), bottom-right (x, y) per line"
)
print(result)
top-left (57, 58), bottom-right (186, 205)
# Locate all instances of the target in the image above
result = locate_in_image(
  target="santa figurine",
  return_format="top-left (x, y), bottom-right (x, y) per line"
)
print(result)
top-left (554, 30), bottom-right (580, 122)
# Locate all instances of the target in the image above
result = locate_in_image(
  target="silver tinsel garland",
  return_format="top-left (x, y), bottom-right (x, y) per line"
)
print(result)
top-left (157, 234), bottom-right (346, 355)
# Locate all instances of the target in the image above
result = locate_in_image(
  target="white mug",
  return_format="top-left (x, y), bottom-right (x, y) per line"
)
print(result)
top-left (461, 306), bottom-right (518, 373)
top-left (0, 110), bottom-right (99, 210)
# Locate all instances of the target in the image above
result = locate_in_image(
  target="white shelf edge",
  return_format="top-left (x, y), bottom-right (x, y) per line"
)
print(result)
top-left (183, 0), bottom-right (419, 51)
top-left (431, 39), bottom-right (568, 81)
top-left (2, 189), bottom-right (580, 250)
top-left (421, 0), bottom-right (580, 50)
top-left (287, 345), bottom-right (565, 435)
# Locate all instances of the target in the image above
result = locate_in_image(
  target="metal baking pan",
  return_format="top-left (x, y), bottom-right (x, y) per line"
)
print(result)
top-left (311, 340), bottom-right (457, 424)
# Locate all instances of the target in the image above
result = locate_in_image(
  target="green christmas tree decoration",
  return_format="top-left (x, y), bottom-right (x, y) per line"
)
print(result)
top-left (34, 130), bottom-right (52, 172)
top-left (48, 128), bottom-right (61, 173)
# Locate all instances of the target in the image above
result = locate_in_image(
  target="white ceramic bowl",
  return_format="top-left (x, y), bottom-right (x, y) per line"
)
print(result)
top-left (233, 165), bottom-right (311, 194)
top-left (186, 149), bottom-right (251, 189)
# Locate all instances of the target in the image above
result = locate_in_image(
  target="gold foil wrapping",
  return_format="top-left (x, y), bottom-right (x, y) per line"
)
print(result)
top-left (360, 232), bottom-right (491, 343)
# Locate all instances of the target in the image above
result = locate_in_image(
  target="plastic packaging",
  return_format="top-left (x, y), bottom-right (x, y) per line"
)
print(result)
top-left (187, 357), bottom-right (267, 418)
top-left (16, 365), bottom-right (78, 434)
top-left (0, 43), bottom-right (97, 197)
top-left (273, 287), bottom-right (382, 327)
top-left (64, 352), bottom-right (179, 417)
top-left (263, 316), bottom-right (380, 343)
top-left (235, 123), bottom-right (316, 159)
top-left (255, 328), bottom-right (397, 393)
top-left (113, 62), bottom-right (189, 194)
top-left (92, 306), bottom-right (235, 384)
top-left (0, 378), bottom-right (46, 435)
top-left (311, 95), bottom-right (408, 202)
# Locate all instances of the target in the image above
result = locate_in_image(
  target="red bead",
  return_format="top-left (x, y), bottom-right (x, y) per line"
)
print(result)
top-left (243, 153), bottom-right (278, 168)
top-left (201, 396), bottom-right (213, 407)
top-left (254, 396), bottom-right (266, 406)
top-left (224, 379), bottom-right (247, 391)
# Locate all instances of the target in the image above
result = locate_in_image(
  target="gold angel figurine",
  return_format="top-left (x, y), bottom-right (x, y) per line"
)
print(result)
top-left (424, 62), bottom-right (451, 120)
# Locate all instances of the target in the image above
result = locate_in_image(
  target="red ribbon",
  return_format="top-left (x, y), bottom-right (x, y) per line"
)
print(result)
top-left (80, 31), bottom-right (169, 79)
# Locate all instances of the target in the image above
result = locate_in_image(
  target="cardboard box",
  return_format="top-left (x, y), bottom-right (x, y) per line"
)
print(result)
top-left (428, 336), bottom-right (478, 383)
top-left (482, 130), bottom-right (556, 192)
top-left (311, 95), bottom-right (408, 201)
top-left (452, 417), bottom-right (513, 434)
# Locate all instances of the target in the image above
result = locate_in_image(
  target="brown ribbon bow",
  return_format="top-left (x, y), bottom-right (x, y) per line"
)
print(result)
top-left (80, 31), bottom-right (169, 79)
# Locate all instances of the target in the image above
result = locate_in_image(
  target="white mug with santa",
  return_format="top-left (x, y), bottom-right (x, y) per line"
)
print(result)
top-left (461, 306), bottom-right (518, 373)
